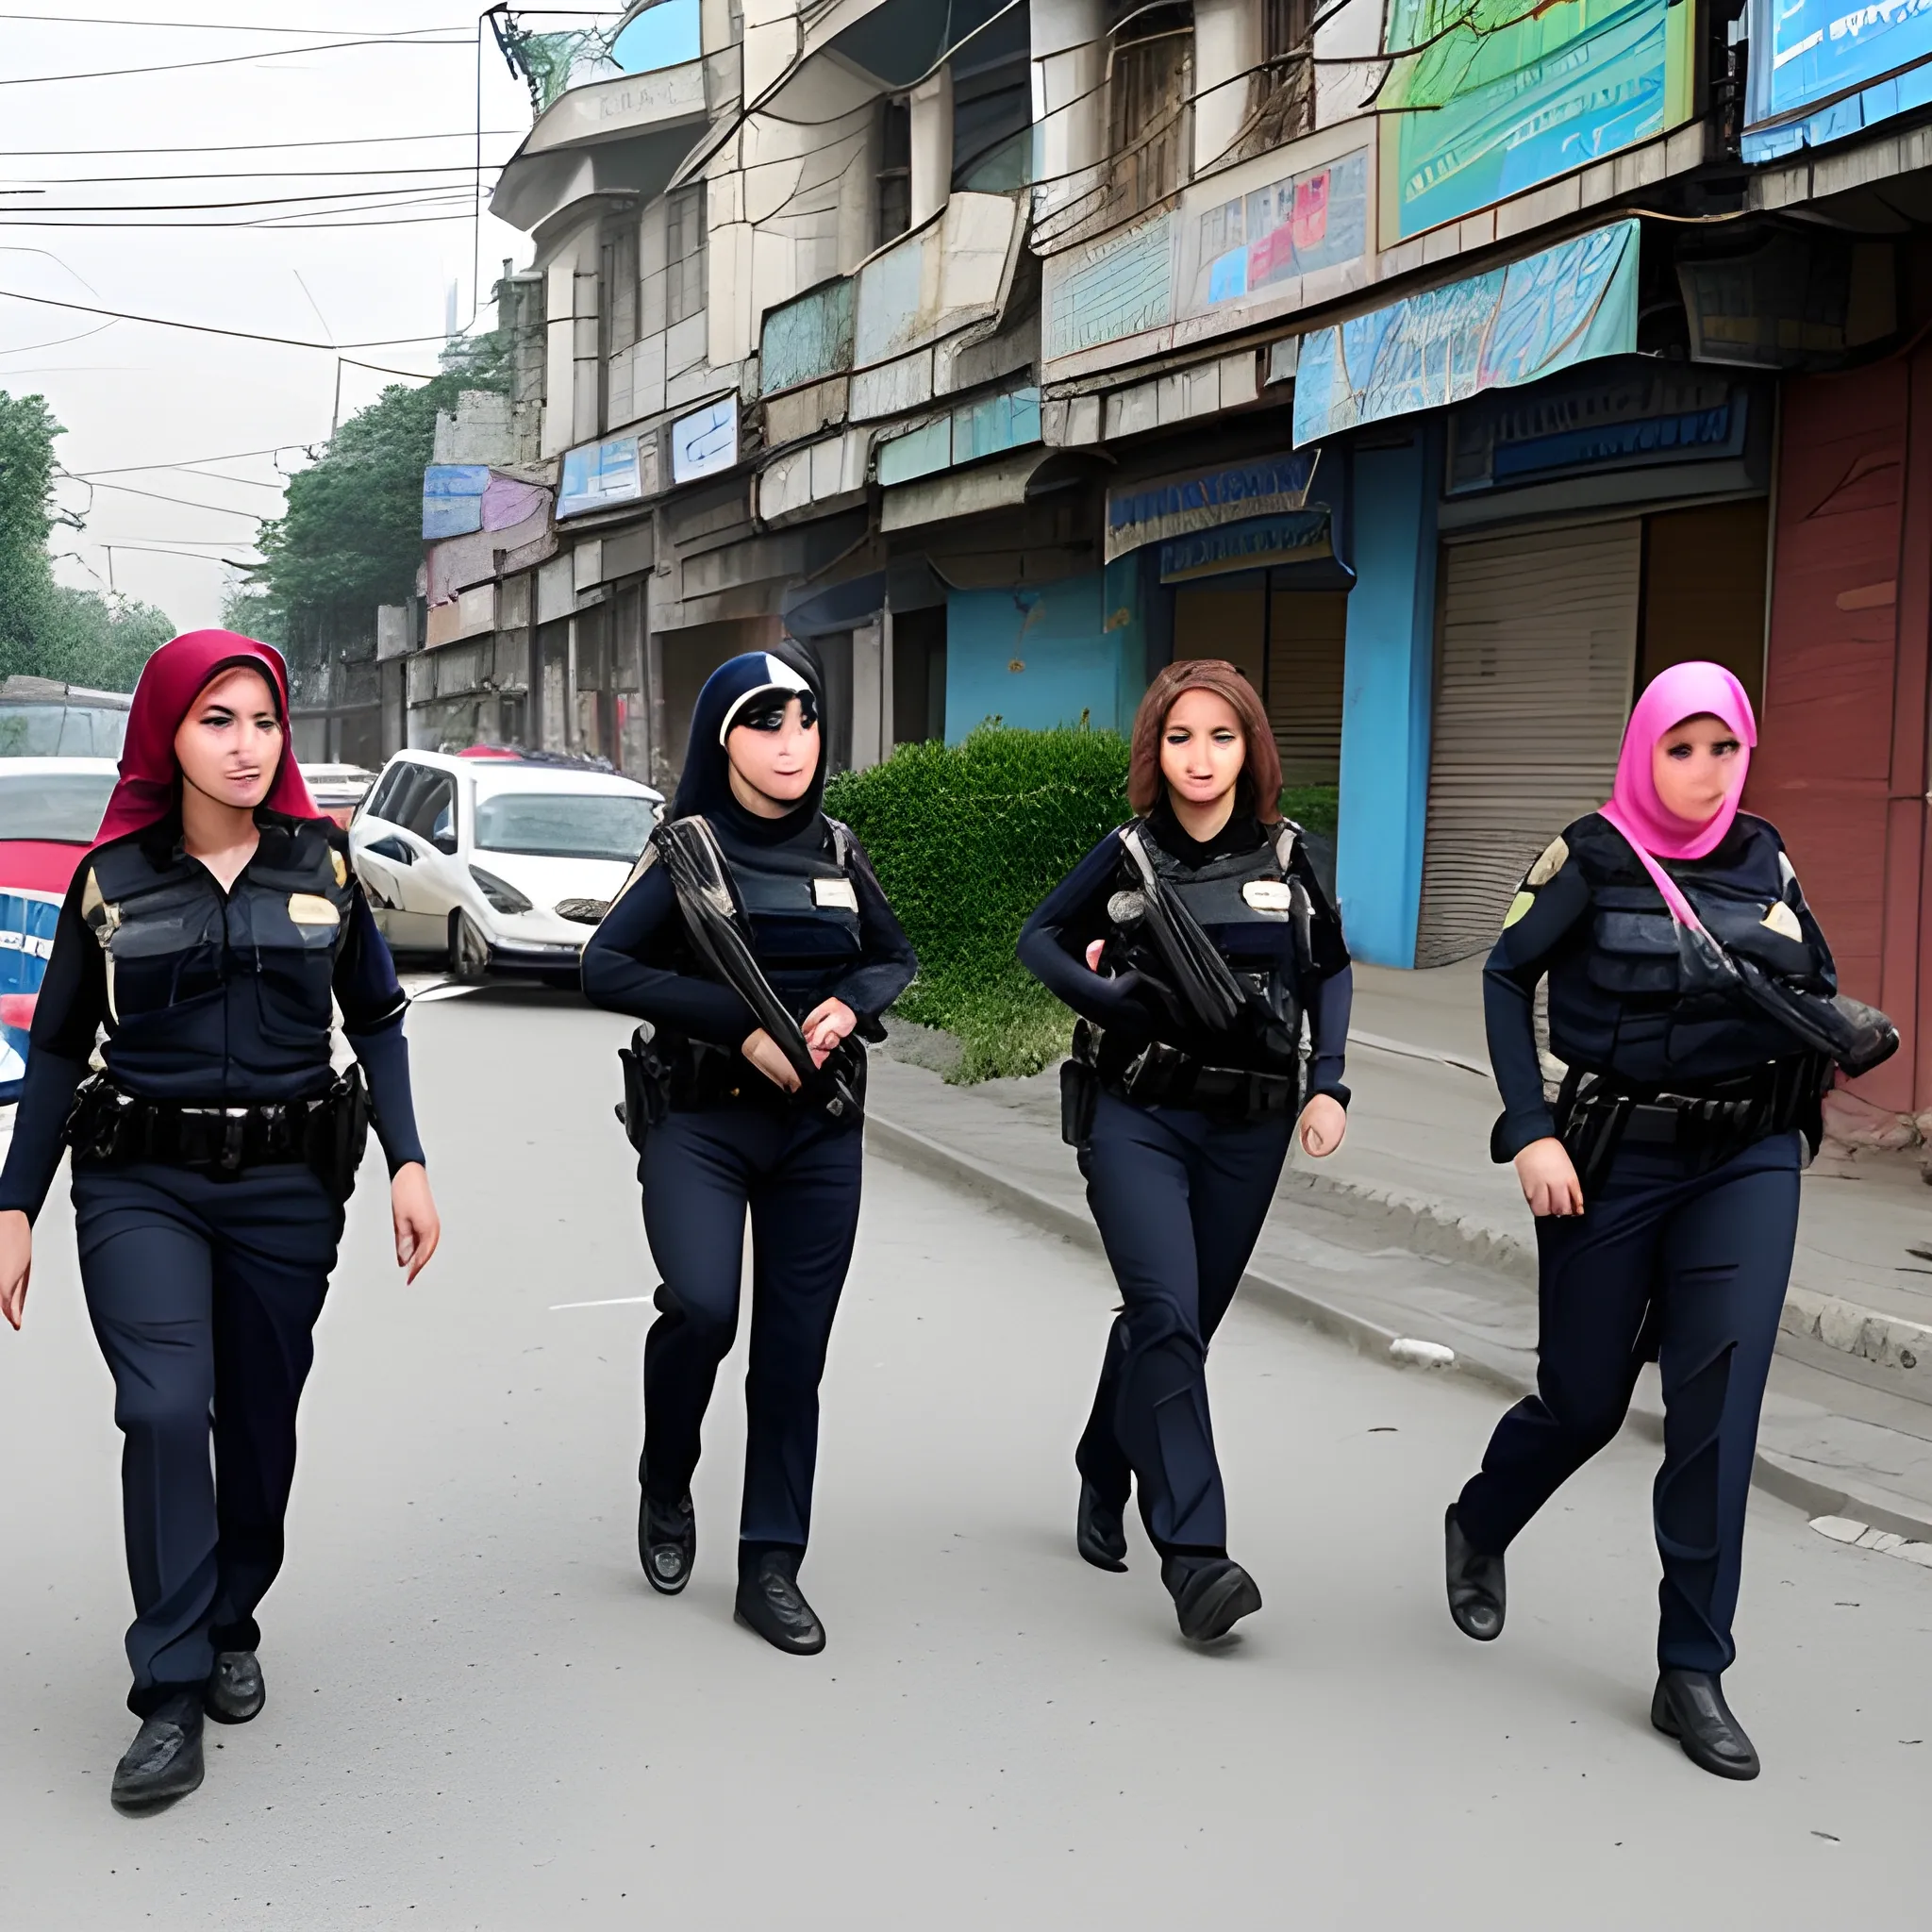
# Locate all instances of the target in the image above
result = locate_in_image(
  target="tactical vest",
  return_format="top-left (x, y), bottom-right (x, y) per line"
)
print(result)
top-left (721, 817), bottom-right (864, 966)
top-left (81, 817), bottom-right (356, 1090)
top-left (1585, 855), bottom-right (1825, 1003)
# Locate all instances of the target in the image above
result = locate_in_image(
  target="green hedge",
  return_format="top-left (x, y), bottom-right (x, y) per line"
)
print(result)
top-left (824, 726), bottom-right (1129, 1080)
top-left (824, 733), bottom-right (1341, 1082)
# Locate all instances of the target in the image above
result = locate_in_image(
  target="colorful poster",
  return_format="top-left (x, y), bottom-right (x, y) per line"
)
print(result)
top-left (1742, 0), bottom-right (1932, 160)
top-left (1292, 220), bottom-right (1640, 446)
top-left (558, 434), bottom-right (645, 519)
top-left (1378, 0), bottom-right (1691, 240)
top-left (1195, 151), bottom-right (1370, 308)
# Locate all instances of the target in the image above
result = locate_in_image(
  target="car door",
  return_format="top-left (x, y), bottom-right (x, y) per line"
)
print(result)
top-left (393, 767), bottom-right (467, 943)
top-left (354, 763), bottom-right (443, 949)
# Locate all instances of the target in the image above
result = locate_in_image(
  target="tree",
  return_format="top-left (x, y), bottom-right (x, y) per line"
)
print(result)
top-left (0, 389), bottom-right (174, 691)
top-left (249, 331), bottom-right (508, 651)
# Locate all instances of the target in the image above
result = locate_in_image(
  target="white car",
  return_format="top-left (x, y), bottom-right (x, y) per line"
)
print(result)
top-left (349, 750), bottom-right (661, 981)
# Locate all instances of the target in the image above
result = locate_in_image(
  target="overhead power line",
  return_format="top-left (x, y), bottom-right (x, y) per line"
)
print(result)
top-left (1, 162), bottom-right (508, 185)
top-left (70, 444), bottom-right (306, 475)
top-left (0, 286), bottom-right (472, 350)
top-left (0, 129), bottom-right (525, 155)
top-left (0, 207), bottom-right (483, 230)
top-left (0, 13), bottom-right (469, 31)
top-left (0, 31), bottom-right (473, 88)
top-left (5, 182), bottom-right (490, 212)
top-left (71, 478), bottom-right (269, 518)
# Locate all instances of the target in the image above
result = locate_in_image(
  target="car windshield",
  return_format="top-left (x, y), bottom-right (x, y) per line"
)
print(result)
top-left (0, 771), bottom-right (116, 843)
top-left (474, 791), bottom-right (654, 863)
top-left (0, 703), bottom-right (128, 759)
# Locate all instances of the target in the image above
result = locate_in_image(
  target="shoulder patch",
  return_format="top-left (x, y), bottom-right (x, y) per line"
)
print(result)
top-left (1761, 900), bottom-right (1803, 941)
top-left (288, 892), bottom-right (341, 927)
top-left (1525, 836), bottom-right (1569, 888)
top-left (1503, 890), bottom-right (1537, 930)
top-left (332, 848), bottom-right (348, 888)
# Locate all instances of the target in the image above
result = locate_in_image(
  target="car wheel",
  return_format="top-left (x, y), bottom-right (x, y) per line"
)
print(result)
top-left (449, 908), bottom-right (491, 983)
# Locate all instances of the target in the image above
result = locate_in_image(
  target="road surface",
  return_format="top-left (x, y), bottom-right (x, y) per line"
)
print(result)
top-left (1, 989), bottom-right (1927, 1928)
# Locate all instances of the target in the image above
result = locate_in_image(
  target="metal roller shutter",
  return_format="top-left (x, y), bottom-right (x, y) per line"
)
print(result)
top-left (1267, 589), bottom-right (1347, 786)
top-left (1415, 522), bottom-right (1641, 968)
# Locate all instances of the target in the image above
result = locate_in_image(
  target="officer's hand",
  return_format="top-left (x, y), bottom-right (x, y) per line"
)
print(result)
top-left (801, 998), bottom-right (857, 1068)
top-left (1297, 1092), bottom-right (1347, 1158)
top-left (0, 1208), bottom-right (30, 1330)
top-left (1514, 1137), bottom-right (1584, 1217)
top-left (391, 1163), bottom-right (441, 1284)
top-left (742, 1027), bottom-right (802, 1091)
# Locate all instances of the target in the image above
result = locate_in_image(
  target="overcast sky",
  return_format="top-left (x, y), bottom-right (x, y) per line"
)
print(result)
top-left (0, 4), bottom-right (686, 632)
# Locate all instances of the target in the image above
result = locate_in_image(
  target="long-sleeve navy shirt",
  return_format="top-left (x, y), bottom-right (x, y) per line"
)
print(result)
top-left (0, 809), bottom-right (425, 1222)
top-left (1018, 809), bottom-right (1353, 1103)
top-left (581, 813), bottom-right (918, 1046)
top-left (1484, 809), bottom-right (1836, 1159)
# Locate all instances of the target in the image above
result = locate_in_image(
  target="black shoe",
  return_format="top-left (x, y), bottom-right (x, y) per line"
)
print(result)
top-left (1164, 1556), bottom-right (1263, 1642)
top-left (111, 1690), bottom-right (205, 1813)
top-left (204, 1650), bottom-right (264, 1724)
top-left (1651, 1670), bottom-right (1760, 1780)
top-left (1444, 1505), bottom-right (1507, 1641)
top-left (734, 1550), bottom-right (825, 1656)
top-left (1076, 1479), bottom-right (1128, 1572)
top-left (639, 1486), bottom-right (695, 1596)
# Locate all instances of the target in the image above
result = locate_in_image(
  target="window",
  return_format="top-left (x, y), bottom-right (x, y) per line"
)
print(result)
top-left (365, 760), bottom-right (414, 824)
top-left (0, 771), bottom-right (116, 843)
top-left (474, 791), bottom-right (656, 863)
top-left (602, 221), bottom-right (639, 356)
top-left (1108, 10), bottom-right (1191, 217)
top-left (876, 96), bottom-right (911, 247)
top-left (665, 183), bottom-right (707, 326)
top-left (1261, 0), bottom-right (1316, 143)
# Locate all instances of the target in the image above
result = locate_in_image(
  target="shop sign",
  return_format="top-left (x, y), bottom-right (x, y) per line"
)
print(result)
top-left (1446, 372), bottom-right (1750, 495)
top-left (1157, 510), bottom-right (1333, 583)
top-left (558, 434), bottom-right (650, 519)
top-left (423, 464), bottom-right (489, 540)
top-left (1378, 0), bottom-right (1691, 240)
top-left (877, 386), bottom-right (1042, 488)
top-left (1293, 219), bottom-right (1640, 446)
top-left (1742, 0), bottom-right (1932, 160)
top-left (670, 396), bottom-right (740, 486)
top-left (1041, 208), bottom-right (1175, 364)
top-left (1185, 149), bottom-right (1370, 313)
top-left (1106, 449), bottom-right (1320, 564)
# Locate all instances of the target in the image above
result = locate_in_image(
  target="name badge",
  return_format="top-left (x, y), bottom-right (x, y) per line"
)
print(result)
top-left (287, 892), bottom-right (341, 927)
top-left (812, 876), bottom-right (858, 912)
top-left (1241, 879), bottom-right (1293, 912)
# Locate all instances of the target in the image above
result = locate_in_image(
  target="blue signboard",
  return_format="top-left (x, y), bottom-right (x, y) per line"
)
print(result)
top-left (1292, 220), bottom-right (1641, 446)
top-left (1742, 0), bottom-right (1932, 160)
top-left (1106, 450), bottom-right (1321, 563)
top-left (558, 434), bottom-right (644, 520)
top-left (1157, 510), bottom-right (1338, 583)
top-left (422, 464), bottom-right (490, 540)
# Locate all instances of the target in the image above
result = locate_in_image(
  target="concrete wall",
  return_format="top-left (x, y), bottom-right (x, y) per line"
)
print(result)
top-left (944, 574), bottom-right (1132, 741)
top-left (1335, 435), bottom-right (1439, 967)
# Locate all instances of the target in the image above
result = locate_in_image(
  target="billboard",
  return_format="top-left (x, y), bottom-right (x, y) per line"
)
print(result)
top-left (1293, 220), bottom-right (1641, 444)
top-left (1378, 0), bottom-right (1693, 240)
top-left (1742, 0), bottom-right (1932, 160)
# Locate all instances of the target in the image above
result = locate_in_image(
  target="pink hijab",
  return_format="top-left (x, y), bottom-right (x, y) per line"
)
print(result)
top-left (95, 629), bottom-right (319, 846)
top-left (1598, 660), bottom-right (1756, 929)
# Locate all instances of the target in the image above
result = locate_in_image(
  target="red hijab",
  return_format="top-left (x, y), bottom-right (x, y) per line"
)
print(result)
top-left (95, 628), bottom-right (319, 846)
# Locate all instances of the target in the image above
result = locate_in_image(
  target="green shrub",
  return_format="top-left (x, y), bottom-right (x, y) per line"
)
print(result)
top-left (824, 725), bottom-right (1130, 1081)
top-left (1280, 783), bottom-right (1338, 837)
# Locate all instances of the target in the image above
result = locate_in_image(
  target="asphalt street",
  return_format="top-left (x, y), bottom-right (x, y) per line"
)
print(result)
top-left (2, 990), bottom-right (1929, 1930)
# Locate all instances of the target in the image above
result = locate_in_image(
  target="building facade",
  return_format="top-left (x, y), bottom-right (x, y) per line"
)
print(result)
top-left (421, 0), bottom-right (1932, 1108)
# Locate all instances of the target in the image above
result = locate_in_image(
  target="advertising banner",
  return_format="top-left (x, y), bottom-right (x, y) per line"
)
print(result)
top-left (1293, 220), bottom-right (1640, 445)
top-left (558, 434), bottom-right (646, 520)
top-left (1742, 0), bottom-right (1932, 160)
top-left (1106, 449), bottom-right (1322, 564)
top-left (1378, 0), bottom-right (1691, 240)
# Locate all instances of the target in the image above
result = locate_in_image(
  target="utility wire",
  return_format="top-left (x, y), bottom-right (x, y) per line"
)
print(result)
top-left (73, 478), bottom-right (268, 518)
top-left (70, 444), bottom-right (304, 475)
top-left (5, 183), bottom-right (491, 212)
top-left (0, 287), bottom-right (473, 349)
top-left (0, 162), bottom-right (509, 184)
top-left (0, 32), bottom-right (474, 88)
top-left (0, 13), bottom-right (470, 33)
top-left (0, 208), bottom-right (484, 230)
top-left (0, 129), bottom-right (525, 154)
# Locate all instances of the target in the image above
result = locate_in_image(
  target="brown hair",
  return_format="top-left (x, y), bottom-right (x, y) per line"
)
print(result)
top-left (1127, 658), bottom-right (1281, 821)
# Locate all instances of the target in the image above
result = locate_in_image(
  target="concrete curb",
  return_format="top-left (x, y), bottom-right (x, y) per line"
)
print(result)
top-left (867, 1110), bottom-right (1932, 1547)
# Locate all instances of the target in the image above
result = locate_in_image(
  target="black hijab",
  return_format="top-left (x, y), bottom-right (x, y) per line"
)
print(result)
top-left (670, 650), bottom-right (826, 848)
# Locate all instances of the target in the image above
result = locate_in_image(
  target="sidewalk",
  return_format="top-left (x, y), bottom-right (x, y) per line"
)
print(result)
top-left (867, 963), bottom-right (1932, 1546)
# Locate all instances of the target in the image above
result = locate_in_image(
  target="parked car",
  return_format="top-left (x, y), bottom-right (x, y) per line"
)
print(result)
top-left (299, 761), bottom-right (377, 828)
top-left (0, 675), bottom-right (131, 760)
top-left (0, 757), bottom-right (119, 1100)
top-left (349, 749), bottom-right (661, 980)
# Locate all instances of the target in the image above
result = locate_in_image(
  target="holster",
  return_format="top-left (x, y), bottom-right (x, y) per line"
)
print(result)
top-left (616, 1023), bottom-right (677, 1153)
top-left (1060, 1021), bottom-right (1102, 1148)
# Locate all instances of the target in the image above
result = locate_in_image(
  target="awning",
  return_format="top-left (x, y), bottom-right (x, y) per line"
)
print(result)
top-left (1292, 218), bottom-right (1641, 447)
top-left (780, 560), bottom-right (943, 639)
top-left (879, 449), bottom-right (1058, 532)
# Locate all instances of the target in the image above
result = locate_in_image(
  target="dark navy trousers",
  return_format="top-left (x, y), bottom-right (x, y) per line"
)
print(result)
top-left (1075, 1091), bottom-right (1294, 1557)
top-left (639, 1100), bottom-right (863, 1555)
top-left (72, 1160), bottom-right (342, 1716)
top-left (1457, 1130), bottom-right (1802, 1674)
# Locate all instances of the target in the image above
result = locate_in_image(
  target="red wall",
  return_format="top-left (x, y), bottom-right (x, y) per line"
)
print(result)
top-left (1749, 351), bottom-right (1932, 1112)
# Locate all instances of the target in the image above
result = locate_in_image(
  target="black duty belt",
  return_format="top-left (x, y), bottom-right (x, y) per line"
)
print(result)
top-left (63, 1070), bottom-right (371, 1198)
top-left (1099, 1037), bottom-right (1297, 1121)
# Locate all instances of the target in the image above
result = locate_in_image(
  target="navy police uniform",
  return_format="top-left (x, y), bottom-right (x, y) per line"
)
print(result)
top-left (580, 654), bottom-right (916, 1639)
top-left (0, 808), bottom-right (425, 1715)
top-left (1019, 800), bottom-right (1352, 1626)
top-left (1456, 809), bottom-right (1835, 1680)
